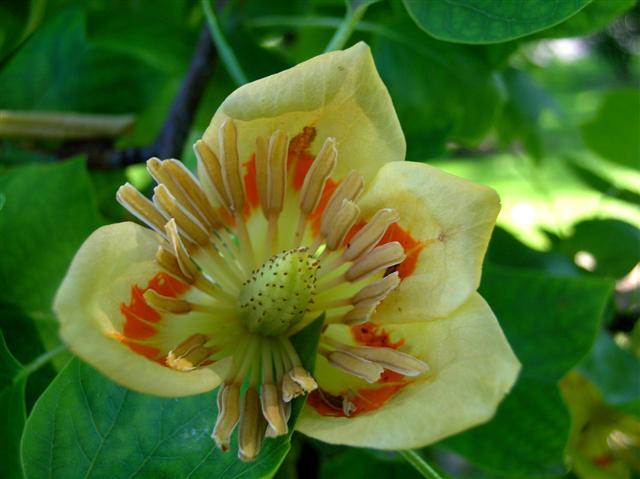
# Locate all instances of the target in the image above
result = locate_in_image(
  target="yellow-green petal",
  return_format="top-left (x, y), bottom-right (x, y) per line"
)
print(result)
top-left (201, 42), bottom-right (405, 183)
top-left (54, 222), bottom-right (228, 397)
top-left (296, 293), bottom-right (520, 449)
top-left (359, 161), bottom-right (500, 320)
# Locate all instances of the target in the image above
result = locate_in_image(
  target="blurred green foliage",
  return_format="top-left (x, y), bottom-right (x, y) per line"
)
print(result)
top-left (0, 0), bottom-right (638, 478)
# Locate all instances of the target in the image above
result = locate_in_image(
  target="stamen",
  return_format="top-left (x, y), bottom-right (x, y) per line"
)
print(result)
top-left (281, 370), bottom-right (304, 402)
top-left (352, 271), bottom-right (400, 303)
top-left (345, 242), bottom-right (405, 282)
top-left (342, 298), bottom-right (379, 325)
top-left (219, 119), bottom-right (245, 213)
top-left (238, 387), bottom-right (266, 462)
top-left (154, 184), bottom-right (210, 246)
top-left (165, 220), bottom-right (198, 278)
top-left (116, 183), bottom-right (167, 234)
top-left (266, 130), bottom-right (288, 215)
top-left (212, 382), bottom-right (241, 452)
top-left (299, 137), bottom-right (337, 215)
top-left (143, 289), bottom-right (192, 314)
top-left (155, 246), bottom-right (193, 283)
top-left (255, 136), bottom-right (269, 217)
top-left (346, 346), bottom-right (428, 377)
top-left (325, 349), bottom-right (383, 383)
top-left (319, 170), bottom-right (364, 236)
top-left (193, 139), bottom-right (232, 210)
top-left (324, 200), bottom-right (360, 251)
top-left (288, 366), bottom-right (318, 393)
top-left (342, 208), bottom-right (400, 262)
top-left (162, 159), bottom-right (223, 229)
top-left (260, 383), bottom-right (288, 436)
top-left (165, 333), bottom-right (212, 371)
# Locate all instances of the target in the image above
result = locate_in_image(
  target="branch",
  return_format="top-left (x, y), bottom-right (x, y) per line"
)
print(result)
top-left (85, 26), bottom-right (216, 169)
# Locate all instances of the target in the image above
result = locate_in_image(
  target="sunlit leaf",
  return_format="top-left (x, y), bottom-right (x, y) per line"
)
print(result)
top-left (402, 0), bottom-right (591, 44)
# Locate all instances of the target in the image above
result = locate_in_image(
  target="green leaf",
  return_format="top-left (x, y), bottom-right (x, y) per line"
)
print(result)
top-left (22, 317), bottom-right (324, 479)
top-left (442, 265), bottom-right (614, 477)
top-left (553, 219), bottom-right (640, 278)
top-left (402, 0), bottom-right (591, 44)
top-left (0, 9), bottom-right (163, 114)
top-left (372, 19), bottom-right (503, 158)
top-left (539, 0), bottom-right (635, 38)
top-left (444, 379), bottom-right (571, 477)
top-left (320, 449), bottom-right (423, 479)
top-left (1, 330), bottom-right (27, 479)
top-left (0, 0), bottom-right (45, 61)
top-left (0, 158), bottom-right (102, 364)
top-left (580, 332), bottom-right (640, 416)
top-left (581, 89), bottom-right (640, 170)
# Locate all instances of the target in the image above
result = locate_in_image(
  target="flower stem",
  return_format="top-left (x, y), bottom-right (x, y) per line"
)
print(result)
top-left (399, 450), bottom-right (451, 479)
top-left (323, 3), bottom-right (369, 52)
top-left (201, 0), bottom-right (248, 86)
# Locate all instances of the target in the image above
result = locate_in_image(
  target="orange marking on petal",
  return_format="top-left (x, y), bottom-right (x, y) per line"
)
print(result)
top-left (351, 322), bottom-right (405, 349)
top-left (121, 339), bottom-right (161, 361)
top-left (309, 178), bottom-right (337, 237)
top-left (287, 127), bottom-right (316, 191)
top-left (593, 455), bottom-right (613, 468)
top-left (242, 154), bottom-right (260, 218)
top-left (120, 272), bottom-right (190, 356)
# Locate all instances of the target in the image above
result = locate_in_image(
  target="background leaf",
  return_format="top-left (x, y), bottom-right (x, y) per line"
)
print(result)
top-left (402, 0), bottom-right (591, 44)
top-left (441, 265), bottom-right (614, 477)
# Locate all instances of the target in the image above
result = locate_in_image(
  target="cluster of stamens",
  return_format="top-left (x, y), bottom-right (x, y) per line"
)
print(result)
top-left (116, 119), bottom-right (427, 460)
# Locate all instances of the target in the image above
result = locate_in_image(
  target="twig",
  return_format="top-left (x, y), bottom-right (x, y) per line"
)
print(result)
top-left (85, 26), bottom-right (217, 169)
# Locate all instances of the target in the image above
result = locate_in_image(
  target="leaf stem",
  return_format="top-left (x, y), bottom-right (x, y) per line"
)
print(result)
top-left (14, 343), bottom-right (68, 383)
top-left (399, 450), bottom-right (451, 479)
top-left (201, 0), bottom-right (248, 86)
top-left (324, 4), bottom-right (369, 52)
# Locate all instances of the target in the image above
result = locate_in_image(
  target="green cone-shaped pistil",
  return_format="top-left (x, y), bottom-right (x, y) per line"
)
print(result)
top-left (238, 248), bottom-right (319, 336)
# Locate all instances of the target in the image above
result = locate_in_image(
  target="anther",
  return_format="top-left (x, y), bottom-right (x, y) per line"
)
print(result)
top-left (193, 139), bottom-right (232, 210)
top-left (238, 387), bottom-right (266, 462)
top-left (266, 130), bottom-right (288, 215)
top-left (325, 200), bottom-right (360, 251)
top-left (212, 382), bottom-right (241, 452)
top-left (143, 289), bottom-right (192, 314)
top-left (165, 333), bottom-right (212, 371)
top-left (319, 170), bottom-right (364, 234)
top-left (116, 183), bottom-right (167, 234)
top-left (162, 159), bottom-right (223, 229)
top-left (352, 272), bottom-right (400, 304)
top-left (326, 350), bottom-right (383, 383)
top-left (281, 371), bottom-right (304, 402)
top-left (342, 208), bottom-right (400, 262)
top-left (288, 366), bottom-right (318, 393)
top-left (154, 184), bottom-right (210, 246)
top-left (343, 298), bottom-right (380, 325)
top-left (155, 246), bottom-right (193, 283)
top-left (299, 137), bottom-right (337, 214)
top-left (260, 383), bottom-right (288, 436)
top-left (165, 219), bottom-right (198, 278)
top-left (347, 346), bottom-right (429, 377)
top-left (219, 119), bottom-right (245, 213)
top-left (345, 242), bottom-right (405, 282)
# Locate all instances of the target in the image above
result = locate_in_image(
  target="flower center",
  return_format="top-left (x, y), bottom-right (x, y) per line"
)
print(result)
top-left (238, 248), bottom-right (319, 336)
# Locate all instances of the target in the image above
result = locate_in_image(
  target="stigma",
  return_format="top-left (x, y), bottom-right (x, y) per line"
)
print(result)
top-left (114, 120), bottom-right (427, 461)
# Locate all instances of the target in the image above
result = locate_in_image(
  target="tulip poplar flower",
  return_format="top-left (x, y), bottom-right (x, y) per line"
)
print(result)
top-left (55, 42), bottom-right (520, 460)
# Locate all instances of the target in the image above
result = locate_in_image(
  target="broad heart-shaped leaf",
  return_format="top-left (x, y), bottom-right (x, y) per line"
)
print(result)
top-left (0, 8), bottom-right (161, 113)
top-left (537, 0), bottom-right (635, 38)
top-left (581, 89), bottom-right (640, 170)
top-left (0, 158), bottom-right (102, 363)
top-left (402, 0), bottom-right (591, 44)
top-left (1, 330), bottom-right (28, 479)
top-left (580, 332), bottom-right (640, 417)
top-left (441, 265), bottom-right (614, 477)
top-left (553, 219), bottom-right (640, 279)
top-left (371, 19), bottom-right (503, 158)
top-left (21, 317), bottom-right (324, 479)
